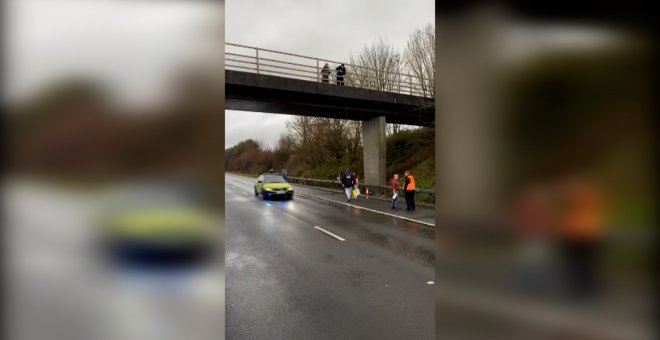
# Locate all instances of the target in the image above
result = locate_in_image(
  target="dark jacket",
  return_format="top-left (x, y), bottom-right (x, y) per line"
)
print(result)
top-left (404, 176), bottom-right (410, 191)
top-left (336, 65), bottom-right (346, 77)
top-left (340, 171), bottom-right (353, 188)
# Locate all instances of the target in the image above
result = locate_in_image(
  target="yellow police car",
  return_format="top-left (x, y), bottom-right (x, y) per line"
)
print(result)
top-left (100, 204), bottom-right (216, 268)
top-left (254, 173), bottom-right (293, 200)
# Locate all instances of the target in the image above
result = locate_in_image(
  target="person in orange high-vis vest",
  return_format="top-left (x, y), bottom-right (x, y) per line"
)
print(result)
top-left (555, 178), bottom-right (606, 299)
top-left (403, 170), bottom-right (416, 212)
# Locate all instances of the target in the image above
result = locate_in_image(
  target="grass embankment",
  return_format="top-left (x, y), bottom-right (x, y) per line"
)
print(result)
top-left (385, 127), bottom-right (435, 190)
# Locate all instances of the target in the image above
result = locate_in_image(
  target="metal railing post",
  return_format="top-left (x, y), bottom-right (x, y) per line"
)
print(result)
top-left (226, 43), bottom-right (432, 98)
top-left (256, 48), bottom-right (260, 74)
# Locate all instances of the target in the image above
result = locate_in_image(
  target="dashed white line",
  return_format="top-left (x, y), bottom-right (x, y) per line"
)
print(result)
top-left (314, 226), bottom-right (346, 242)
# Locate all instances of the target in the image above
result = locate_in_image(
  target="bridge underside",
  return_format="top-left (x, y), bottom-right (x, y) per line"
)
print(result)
top-left (225, 71), bottom-right (434, 185)
top-left (225, 71), bottom-right (434, 127)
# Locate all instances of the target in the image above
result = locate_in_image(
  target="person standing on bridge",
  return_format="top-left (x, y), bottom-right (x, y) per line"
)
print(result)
top-left (321, 63), bottom-right (331, 83)
top-left (336, 64), bottom-right (346, 86)
top-left (403, 170), bottom-right (416, 212)
top-left (340, 169), bottom-right (354, 202)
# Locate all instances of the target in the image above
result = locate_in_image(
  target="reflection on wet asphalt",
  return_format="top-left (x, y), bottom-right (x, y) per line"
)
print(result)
top-left (225, 174), bottom-right (434, 340)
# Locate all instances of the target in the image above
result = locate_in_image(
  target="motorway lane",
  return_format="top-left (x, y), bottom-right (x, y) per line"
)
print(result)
top-left (225, 174), bottom-right (435, 340)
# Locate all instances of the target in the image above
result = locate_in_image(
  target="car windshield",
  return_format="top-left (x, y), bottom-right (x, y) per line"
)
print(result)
top-left (263, 175), bottom-right (286, 184)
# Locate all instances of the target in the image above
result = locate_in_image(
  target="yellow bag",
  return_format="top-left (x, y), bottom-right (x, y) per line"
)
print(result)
top-left (352, 189), bottom-right (358, 199)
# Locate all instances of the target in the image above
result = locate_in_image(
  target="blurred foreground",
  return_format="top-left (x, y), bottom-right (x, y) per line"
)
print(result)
top-left (435, 3), bottom-right (655, 340)
top-left (4, 180), bottom-right (224, 340)
top-left (4, 1), bottom-right (225, 340)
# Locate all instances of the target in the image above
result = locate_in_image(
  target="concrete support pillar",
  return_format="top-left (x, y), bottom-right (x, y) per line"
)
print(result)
top-left (436, 8), bottom-right (509, 225)
top-left (362, 116), bottom-right (386, 186)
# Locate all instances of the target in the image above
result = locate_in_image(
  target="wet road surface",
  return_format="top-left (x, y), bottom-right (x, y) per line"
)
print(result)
top-left (227, 174), bottom-right (654, 340)
top-left (292, 184), bottom-right (436, 226)
top-left (225, 173), bottom-right (435, 340)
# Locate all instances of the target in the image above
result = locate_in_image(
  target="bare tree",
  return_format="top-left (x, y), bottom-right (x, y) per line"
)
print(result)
top-left (348, 37), bottom-right (403, 136)
top-left (348, 37), bottom-right (402, 91)
top-left (403, 23), bottom-right (435, 97)
top-left (386, 123), bottom-right (403, 136)
top-left (286, 116), bottom-right (313, 147)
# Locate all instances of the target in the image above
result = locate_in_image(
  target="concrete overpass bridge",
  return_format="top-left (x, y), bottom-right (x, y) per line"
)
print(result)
top-left (225, 43), bottom-right (434, 185)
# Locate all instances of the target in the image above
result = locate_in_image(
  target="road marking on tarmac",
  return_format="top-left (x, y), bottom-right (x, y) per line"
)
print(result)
top-left (314, 226), bottom-right (346, 242)
top-left (297, 192), bottom-right (435, 227)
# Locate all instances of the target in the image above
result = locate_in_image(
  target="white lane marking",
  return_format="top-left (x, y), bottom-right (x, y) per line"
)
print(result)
top-left (427, 281), bottom-right (434, 285)
top-left (314, 226), bottom-right (346, 242)
top-left (297, 192), bottom-right (435, 228)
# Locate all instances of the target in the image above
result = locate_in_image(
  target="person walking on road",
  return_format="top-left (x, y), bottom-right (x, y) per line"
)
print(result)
top-left (403, 170), bottom-right (416, 212)
top-left (321, 63), bottom-right (331, 83)
top-left (336, 64), bottom-right (346, 86)
top-left (391, 174), bottom-right (400, 209)
top-left (282, 168), bottom-right (288, 182)
top-left (340, 169), bottom-right (354, 202)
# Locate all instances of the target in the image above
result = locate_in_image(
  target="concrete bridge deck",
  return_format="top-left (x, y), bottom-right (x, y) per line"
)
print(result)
top-left (225, 70), bottom-right (434, 127)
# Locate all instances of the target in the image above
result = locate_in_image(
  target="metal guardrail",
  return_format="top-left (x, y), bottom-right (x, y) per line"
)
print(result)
top-left (287, 176), bottom-right (435, 205)
top-left (226, 42), bottom-right (433, 98)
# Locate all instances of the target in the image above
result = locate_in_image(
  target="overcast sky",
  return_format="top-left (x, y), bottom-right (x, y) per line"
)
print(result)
top-left (225, 0), bottom-right (434, 149)
top-left (5, 0), bottom-right (434, 149)
top-left (5, 0), bottom-right (221, 107)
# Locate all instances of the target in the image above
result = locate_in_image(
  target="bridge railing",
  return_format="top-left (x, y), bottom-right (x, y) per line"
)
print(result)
top-left (226, 43), bottom-right (433, 98)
